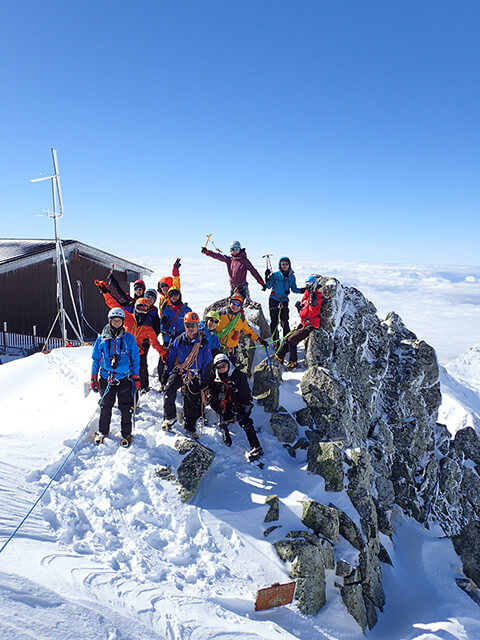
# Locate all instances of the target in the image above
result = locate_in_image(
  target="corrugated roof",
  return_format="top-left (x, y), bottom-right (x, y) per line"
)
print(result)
top-left (0, 238), bottom-right (152, 275)
top-left (0, 239), bottom-right (75, 265)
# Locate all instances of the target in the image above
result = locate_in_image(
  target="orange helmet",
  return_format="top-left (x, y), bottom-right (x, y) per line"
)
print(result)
top-left (230, 294), bottom-right (244, 306)
top-left (157, 276), bottom-right (173, 292)
top-left (135, 297), bottom-right (150, 313)
top-left (184, 311), bottom-right (200, 324)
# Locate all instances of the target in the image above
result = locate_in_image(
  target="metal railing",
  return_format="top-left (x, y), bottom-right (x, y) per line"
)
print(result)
top-left (0, 326), bottom-right (84, 354)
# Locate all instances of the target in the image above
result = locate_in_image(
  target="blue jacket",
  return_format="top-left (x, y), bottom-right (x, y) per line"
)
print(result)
top-left (167, 332), bottom-right (212, 385)
top-left (91, 325), bottom-right (140, 380)
top-left (161, 303), bottom-right (192, 346)
top-left (199, 322), bottom-right (220, 352)
top-left (266, 259), bottom-right (303, 303)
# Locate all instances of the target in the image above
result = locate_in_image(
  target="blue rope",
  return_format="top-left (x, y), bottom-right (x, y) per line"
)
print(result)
top-left (0, 384), bottom-right (109, 555)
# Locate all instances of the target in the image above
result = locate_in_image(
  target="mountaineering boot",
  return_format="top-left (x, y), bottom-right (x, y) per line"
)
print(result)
top-left (247, 446), bottom-right (264, 462)
top-left (185, 429), bottom-right (199, 441)
top-left (162, 418), bottom-right (176, 432)
top-left (94, 432), bottom-right (105, 445)
top-left (285, 361), bottom-right (298, 370)
top-left (220, 423), bottom-right (232, 447)
top-left (120, 435), bottom-right (132, 448)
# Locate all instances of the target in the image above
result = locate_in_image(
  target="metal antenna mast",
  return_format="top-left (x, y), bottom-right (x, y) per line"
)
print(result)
top-left (31, 148), bottom-right (83, 347)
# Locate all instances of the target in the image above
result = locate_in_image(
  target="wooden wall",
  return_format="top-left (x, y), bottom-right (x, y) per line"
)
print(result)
top-left (0, 253), bottom-right (137, 341)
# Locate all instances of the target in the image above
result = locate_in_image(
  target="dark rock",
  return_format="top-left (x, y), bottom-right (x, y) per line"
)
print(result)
top-left (264, 495), bottom-right (279, 522)
top-left (270, 409), bottom-right (298, 443)
top-left (452, 520), bottom-right (480, 588)
top-left (300, 500), bottom-right (340, 542)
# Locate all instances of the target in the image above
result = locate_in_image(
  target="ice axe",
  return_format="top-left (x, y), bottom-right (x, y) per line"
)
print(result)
top-left (264, 344), bottom-right (276, 383)
top-left (263, 253), bottom-right (273, 273)
top-left (203, 234), bottom-right (212, 250)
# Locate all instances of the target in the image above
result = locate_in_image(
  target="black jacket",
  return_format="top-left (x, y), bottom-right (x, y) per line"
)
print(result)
top-left (208, 363), bottom-right (252, 416)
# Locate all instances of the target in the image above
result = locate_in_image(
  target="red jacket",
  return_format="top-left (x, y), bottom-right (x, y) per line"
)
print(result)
top-left (299, 289), bottom-right (322, 329)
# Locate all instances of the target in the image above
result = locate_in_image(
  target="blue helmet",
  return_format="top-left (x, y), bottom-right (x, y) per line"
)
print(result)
top-left (145, 288), bottom-right (157, 302)
top-left (305, 275), bottom-right (317, 289)
top-left (230, 240), bottom-right (241, 252)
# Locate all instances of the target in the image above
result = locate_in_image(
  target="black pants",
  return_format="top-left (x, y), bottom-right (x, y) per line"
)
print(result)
top-left (98, 377), bottom-right (134, 438)
top-left (216, 402), bottom-right (260, 449)
top-left (139, 351), bottom-right (149, 390)
top-left (163, 372), bottom-right (202, 433)
top-left (277, 325), bottom-right (312, 364)
top-left (269, 299), bottom-right (290, 348)
top-left (230, 283), bottom-right (249, 302)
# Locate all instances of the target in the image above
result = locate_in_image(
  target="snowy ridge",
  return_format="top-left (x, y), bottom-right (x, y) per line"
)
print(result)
top-left (1, 342), bottom-right (480, 637)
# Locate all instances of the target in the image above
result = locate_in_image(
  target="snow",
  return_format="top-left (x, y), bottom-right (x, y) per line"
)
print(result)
top-left (1, 259), bottom-right (480, 639)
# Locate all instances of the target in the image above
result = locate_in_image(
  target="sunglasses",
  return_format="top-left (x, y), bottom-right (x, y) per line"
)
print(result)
top-left (134, 286), bottom-right (144, 291)
top-left (159, 284), bottom-right (169, 289)
top-left (216, 362), bottom-right (229, 369)
top-left (184, 322), bottom-right (198, 328)
top-left (207, 318), bottom-right (219, 324)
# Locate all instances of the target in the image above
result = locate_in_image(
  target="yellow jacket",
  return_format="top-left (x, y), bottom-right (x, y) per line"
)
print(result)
top-left (158, 274), bottom-right (181, 315)
top-left (216, 311), bottom-right (260, 350)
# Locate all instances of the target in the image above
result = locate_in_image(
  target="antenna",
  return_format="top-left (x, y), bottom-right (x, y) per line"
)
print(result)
top-left (31, 148), bottom-right (83, 347)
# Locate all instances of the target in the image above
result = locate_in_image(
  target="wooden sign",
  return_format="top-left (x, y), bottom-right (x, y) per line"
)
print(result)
top-left (255, 581), bottom-right (296, 611)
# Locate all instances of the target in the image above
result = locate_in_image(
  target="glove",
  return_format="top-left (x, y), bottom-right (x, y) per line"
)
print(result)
top-left (133, 375), bottom-right (141, 391)
top-left (261, 284), bottom-right (267, 291)
top-left (201, 246), bottom-right (207, 254)
top-left (295, 301), bottom-right (302, 311)
top-left (259, 339), bottom-right (269, 348)
top-left (174, 258), bottom-right (181, 270)
top-left (298, 287), bottom-right (307, 294)
top-left (265, 268), bottom-right (271, 279)
top-left (90, 374), bottom-right (99, 392)
top-left (94, 280), bottom-right (108, 293)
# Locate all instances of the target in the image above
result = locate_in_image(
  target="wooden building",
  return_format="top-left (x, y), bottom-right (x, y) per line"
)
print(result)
top-left (0, 239), bottom-right (152, 342)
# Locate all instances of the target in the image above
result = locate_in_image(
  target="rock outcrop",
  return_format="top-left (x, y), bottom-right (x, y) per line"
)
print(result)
top-left (154, 437), bottom-right (215, 502)
top-left (271, 275), bottom-right (480, 629)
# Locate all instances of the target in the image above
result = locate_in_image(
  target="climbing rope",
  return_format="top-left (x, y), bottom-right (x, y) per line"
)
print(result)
top-left (0, 386), bottom-right (109, 555)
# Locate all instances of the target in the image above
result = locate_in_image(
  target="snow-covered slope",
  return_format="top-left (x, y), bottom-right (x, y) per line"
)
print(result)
top-left (1, 347), bottom-right (480, 639)
top-left (439, 345), bottom-right (480, 436)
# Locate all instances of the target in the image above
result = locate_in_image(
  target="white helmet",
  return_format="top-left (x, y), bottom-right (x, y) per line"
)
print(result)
top-left (108, 307), bottom-right (125, 321)
top-left (214, 353), bottom-right (230, 368)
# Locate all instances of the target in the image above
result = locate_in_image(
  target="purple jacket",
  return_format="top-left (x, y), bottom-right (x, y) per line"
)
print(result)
top-left (204, 248), bottom-right (264, 287)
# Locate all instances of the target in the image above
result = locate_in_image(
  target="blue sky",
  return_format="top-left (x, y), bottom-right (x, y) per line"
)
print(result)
top-left (1, 1), bottom-right (479, 264)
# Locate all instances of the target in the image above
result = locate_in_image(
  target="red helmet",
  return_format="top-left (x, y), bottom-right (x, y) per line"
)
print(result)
top-left (184, 311), bottom-right (200, 324)
top-left (134, 279), bottom-right (145, 290)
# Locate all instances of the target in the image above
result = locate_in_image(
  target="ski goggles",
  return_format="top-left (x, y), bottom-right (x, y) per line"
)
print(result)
top-left (230, 300), bottom-right (242, 306)
top-left (184, 322), bottom-right (199, 328)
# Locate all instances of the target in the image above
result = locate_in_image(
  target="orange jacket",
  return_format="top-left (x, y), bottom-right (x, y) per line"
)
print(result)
top-left (123, 311), bottom-right (166, 357)
top-left (102, 292), bottom-right (165, 356)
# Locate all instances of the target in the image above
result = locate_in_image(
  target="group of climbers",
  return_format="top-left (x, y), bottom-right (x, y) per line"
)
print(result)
top-left (90, 241), bottom-right (322, 460)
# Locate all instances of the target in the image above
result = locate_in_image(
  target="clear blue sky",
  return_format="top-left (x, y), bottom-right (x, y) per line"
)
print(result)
top-left (1, 1), bottom-right (479, 264)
